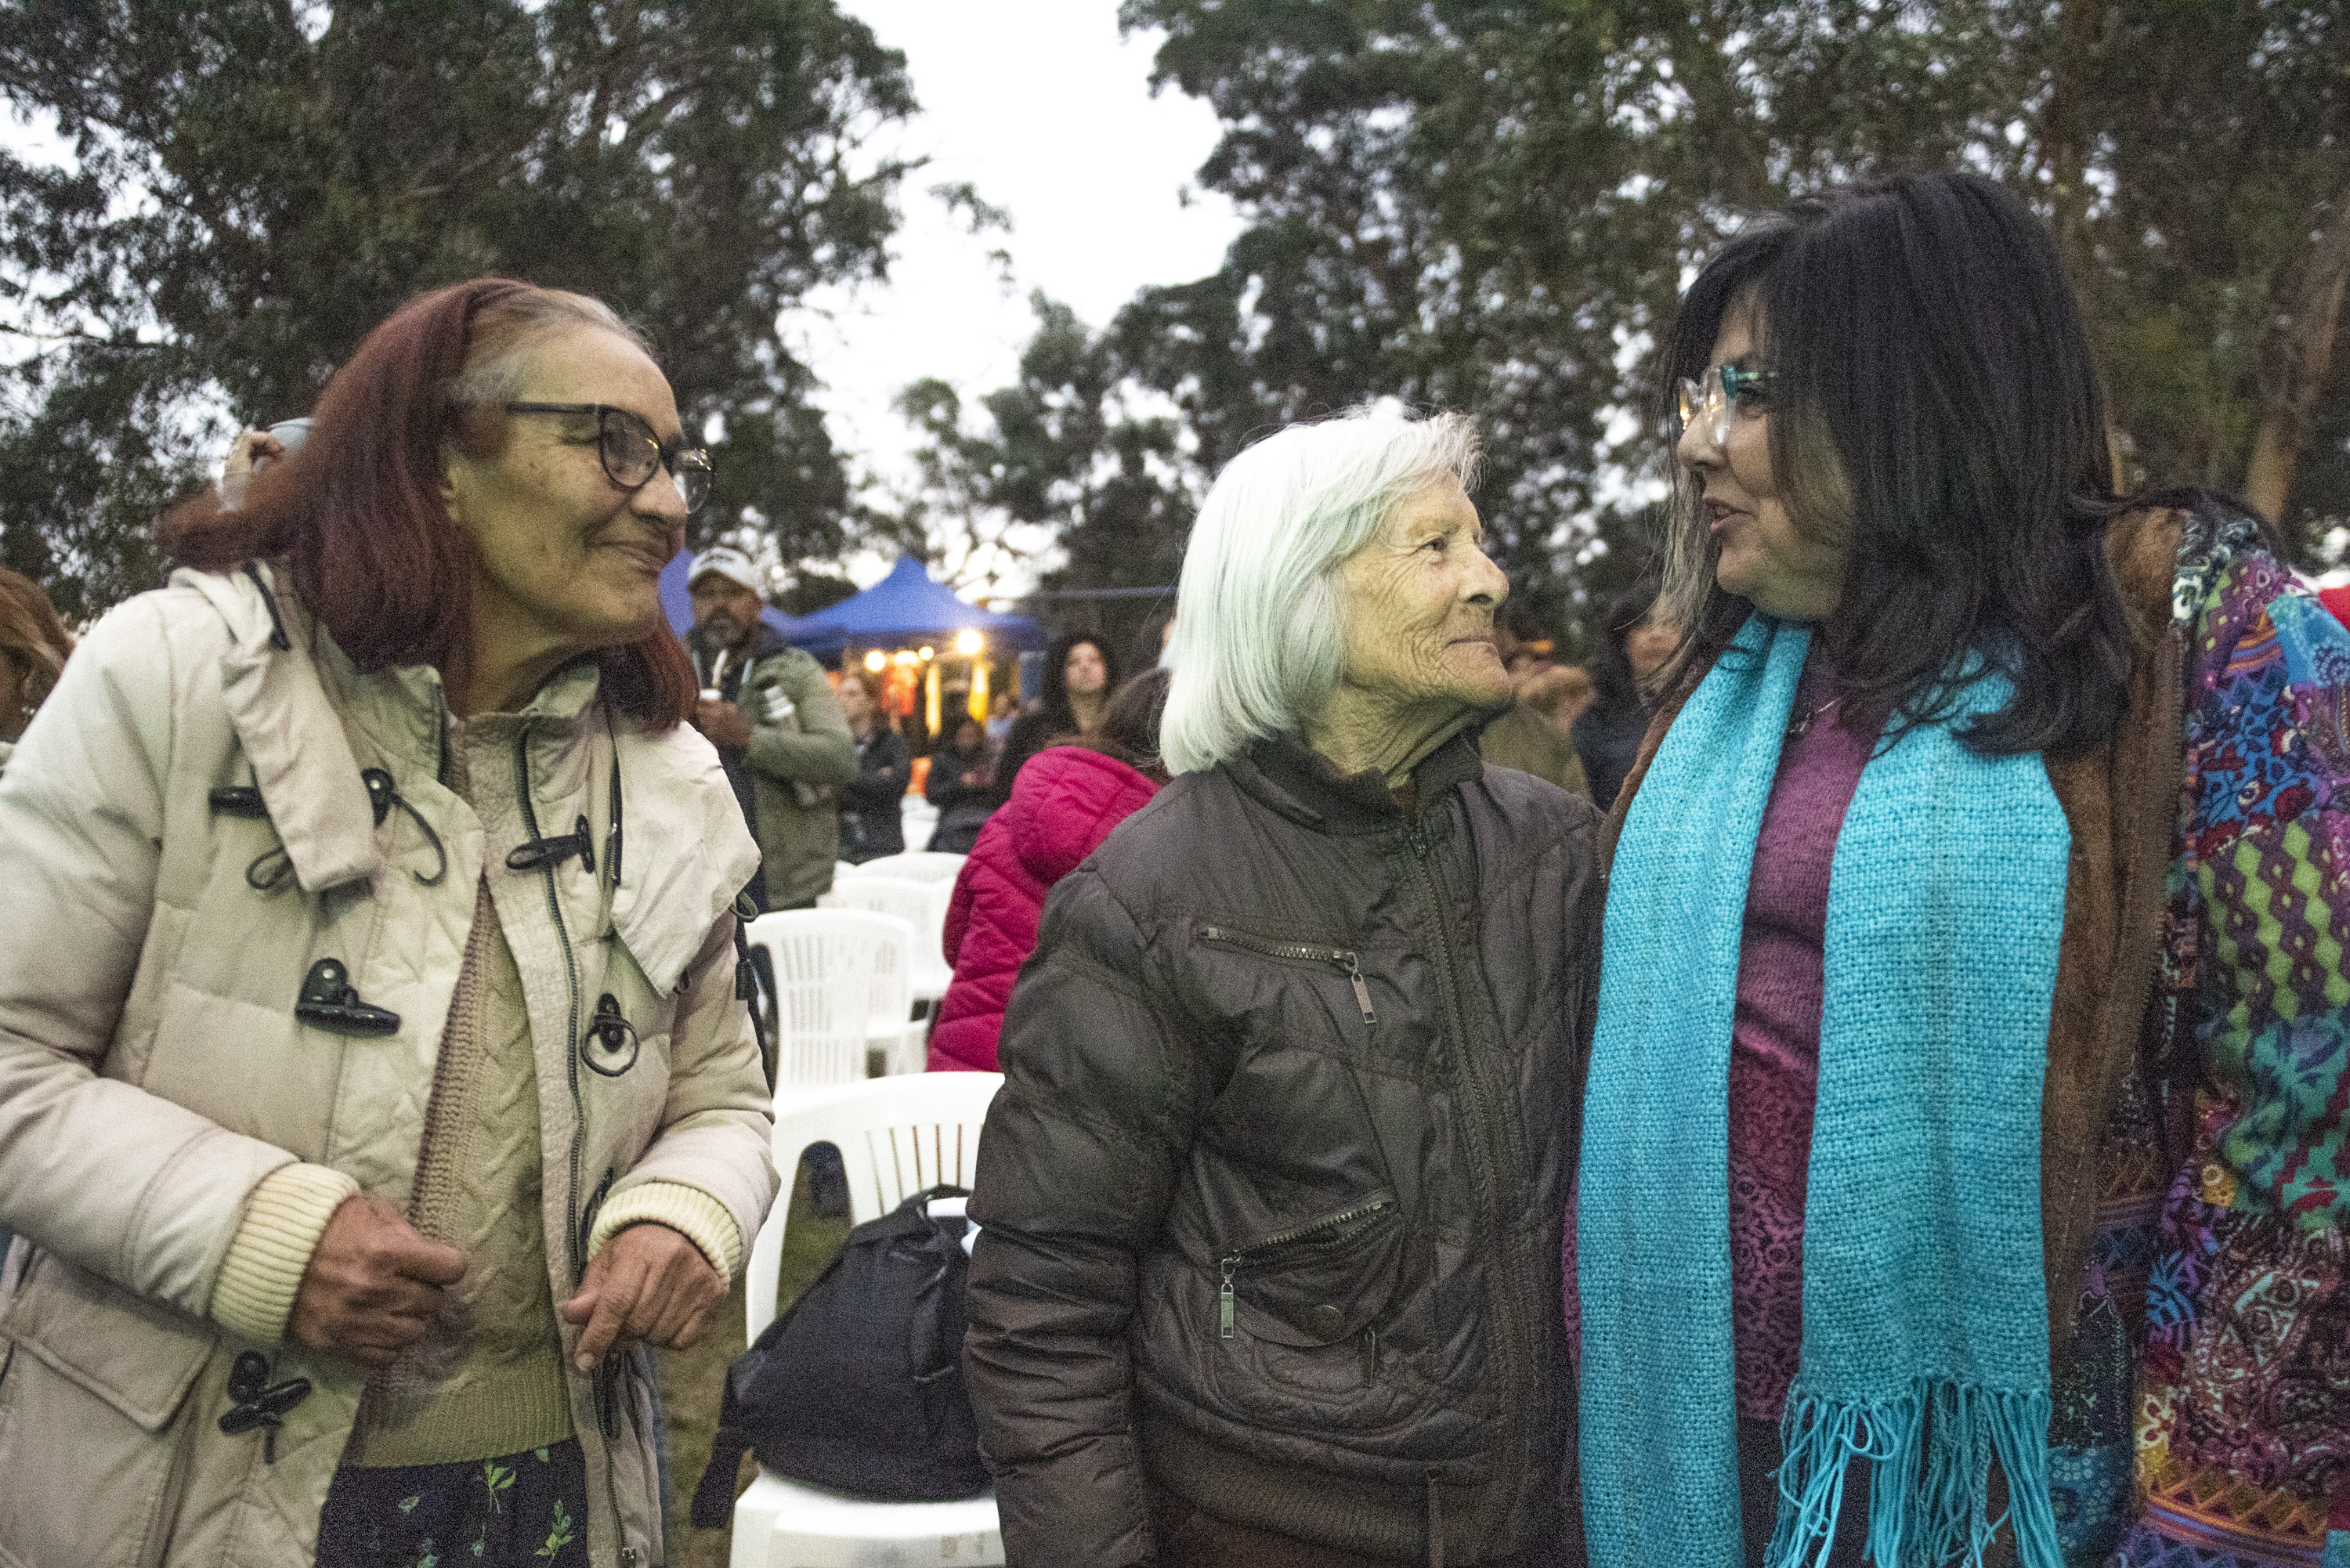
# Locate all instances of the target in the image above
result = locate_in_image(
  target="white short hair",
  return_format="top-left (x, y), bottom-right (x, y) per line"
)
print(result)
top-left (1160, 406), bottom-right (1482, 775)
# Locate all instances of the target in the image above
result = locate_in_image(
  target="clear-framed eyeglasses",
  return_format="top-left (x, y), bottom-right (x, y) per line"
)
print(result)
top-left (503, 402), bottom-right (714, 514)
top-left (1675, 364), bottom-right (1779, 450)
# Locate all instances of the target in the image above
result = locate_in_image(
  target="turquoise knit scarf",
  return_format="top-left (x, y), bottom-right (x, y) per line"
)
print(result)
top-left (1577, 616), bottom-right (2072, 1568)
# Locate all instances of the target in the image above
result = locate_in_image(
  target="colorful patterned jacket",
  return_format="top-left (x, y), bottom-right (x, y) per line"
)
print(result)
top-left (2092, 504), bottom-right (2350, 1568)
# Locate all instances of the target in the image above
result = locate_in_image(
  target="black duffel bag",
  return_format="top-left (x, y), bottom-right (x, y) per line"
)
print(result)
top-left (692, 1185), bottom-right (988, 1522)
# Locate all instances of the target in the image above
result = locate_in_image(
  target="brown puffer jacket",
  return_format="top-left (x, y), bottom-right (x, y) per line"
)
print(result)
top-left (964, 732), bottom-right (1601, 1566)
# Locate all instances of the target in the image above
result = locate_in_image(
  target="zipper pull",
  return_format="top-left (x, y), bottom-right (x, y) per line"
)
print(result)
top-left (1363, 1324), bottom-right (1380, 1380)
top-left (1347, 953), bottom-right (1376, 1026)
top-left (1219, 1257), bottom-right (1237, 1339)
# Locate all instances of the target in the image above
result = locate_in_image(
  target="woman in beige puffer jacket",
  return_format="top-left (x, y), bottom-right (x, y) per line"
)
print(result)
top-left (0, 280), bottom-right (778, 1568)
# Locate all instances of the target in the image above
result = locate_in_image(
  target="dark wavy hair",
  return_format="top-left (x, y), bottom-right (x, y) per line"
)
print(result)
top-left (1037, 630), bottom-right (1122, 732)
top-left (1657, 170), bottom-right (2133, 757)
top-left (162, 278), bottom-right (696, 728)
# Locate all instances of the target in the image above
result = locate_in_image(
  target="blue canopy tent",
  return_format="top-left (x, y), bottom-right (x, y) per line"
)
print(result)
top-left (658, 551), bottom-right (808, 641)
top-left (783, 555), bottom-right (1047, 659)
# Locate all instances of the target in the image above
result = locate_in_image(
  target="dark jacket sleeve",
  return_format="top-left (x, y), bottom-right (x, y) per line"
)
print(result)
top-left (927, 747), bottom-right (989, 811)
top-left (964, 866), bottom-right (1199, 1567)
top-left (839, 729), bottom-right (911, 814)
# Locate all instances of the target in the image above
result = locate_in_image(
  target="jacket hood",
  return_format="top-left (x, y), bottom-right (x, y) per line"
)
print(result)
top-left (998, 746), bottom-right (1161, 888)
top-left (177, 563), bottom-right (381, 894)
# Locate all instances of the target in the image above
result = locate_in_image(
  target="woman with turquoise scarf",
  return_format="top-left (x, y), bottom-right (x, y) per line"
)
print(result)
top-left (1577, 171), bottom-right (2350, 1568)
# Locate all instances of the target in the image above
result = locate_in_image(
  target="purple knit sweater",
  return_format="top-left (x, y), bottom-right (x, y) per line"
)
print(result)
top-left (1726, 654), bottom-right (1873, 1423)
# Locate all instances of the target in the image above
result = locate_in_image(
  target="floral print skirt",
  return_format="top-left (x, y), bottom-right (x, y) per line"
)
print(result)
top-left (316, 1439), bottom-right (590, 1567)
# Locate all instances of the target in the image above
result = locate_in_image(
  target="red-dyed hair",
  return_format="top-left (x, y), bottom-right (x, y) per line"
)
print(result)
top-left (163, 278), bottom-right (695, 728)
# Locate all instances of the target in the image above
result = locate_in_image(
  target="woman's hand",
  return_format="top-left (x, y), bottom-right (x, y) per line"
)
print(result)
top-left (559, 1223), bottom-right (727, 1370)
top-left (287, 1194), bottom-right (468, 1368)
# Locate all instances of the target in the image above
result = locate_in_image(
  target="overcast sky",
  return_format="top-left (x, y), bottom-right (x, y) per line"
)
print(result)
top-left (807, 1), bottom-right (1244, 583)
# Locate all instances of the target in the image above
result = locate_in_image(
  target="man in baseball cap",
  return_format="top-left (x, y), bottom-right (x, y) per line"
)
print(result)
top-left (685, 548), bottom-right (855, 930)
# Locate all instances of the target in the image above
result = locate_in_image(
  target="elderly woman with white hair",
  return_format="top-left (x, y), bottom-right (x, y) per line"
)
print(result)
top-left (963, 407), bottom-right (1602, 1568)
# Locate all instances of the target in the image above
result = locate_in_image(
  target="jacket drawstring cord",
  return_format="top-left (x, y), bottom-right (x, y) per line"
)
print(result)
top-left (1426, 1468), bottom-right (1445, 1568)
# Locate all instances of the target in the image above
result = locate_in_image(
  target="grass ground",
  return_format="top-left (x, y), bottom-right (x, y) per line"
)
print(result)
top-left (654, 1152), bottom-right (852, 1568)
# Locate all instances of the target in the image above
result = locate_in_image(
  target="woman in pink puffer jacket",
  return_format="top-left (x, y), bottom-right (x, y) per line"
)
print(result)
top-left (929, 669), bottom-right (1169, 1072)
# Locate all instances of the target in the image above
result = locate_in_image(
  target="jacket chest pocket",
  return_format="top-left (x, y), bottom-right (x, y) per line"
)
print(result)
top-left (1194, 930), bottom-right (1372, 1067)
top-left (1217, 1193), bottom-right (1405, 1349)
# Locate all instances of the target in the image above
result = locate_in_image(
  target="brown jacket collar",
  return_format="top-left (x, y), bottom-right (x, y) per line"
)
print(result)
top-left (1599, 509), bottom-right (2186, 1367)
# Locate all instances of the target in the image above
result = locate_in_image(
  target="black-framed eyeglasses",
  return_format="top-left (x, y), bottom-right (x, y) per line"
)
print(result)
top-left (1675, 364), bottom-right (1778, 449)
top-left (504, 402), bottom-right (713, 515)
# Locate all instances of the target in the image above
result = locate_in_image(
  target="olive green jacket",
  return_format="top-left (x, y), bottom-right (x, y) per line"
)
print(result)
top-left (738, 641), bottom-right (856, 907)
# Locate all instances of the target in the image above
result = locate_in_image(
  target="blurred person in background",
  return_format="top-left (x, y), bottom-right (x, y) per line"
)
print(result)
top-left (219, 419), bottom-right (314, 510)
top-left (1482, 607), bottom-right (1590, 795)
top-left (0, 565), bottom-right (72, 777)
top-left (0, 279), bottom-right (778, 1568)
top-left (685, 546), bottom-right (854, 910)
top-left (927, 668), bottom-right (1170, 1073)
top-left (964, 408), bottom-right (1599, 1567)
top-left (985, 688), bottom-right (1018, 749)
top-left (0, 564), bottom-right (72, 1266)
top-left (993, 630), bottom-right (1120, 799)
top-left (1571, 573), bottom-right (1676, 810)
top-left (1518, 663), bottom-right (1594, 739)
top-left (834, 669), bottom-right (910, 863)
top-left (925, 712), bottom-right (998, 854)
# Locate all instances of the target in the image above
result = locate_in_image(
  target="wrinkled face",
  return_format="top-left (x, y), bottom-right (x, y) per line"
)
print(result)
top-left (1332, 477), bottom-right (1513, 715)
top-left (443, 325), bottom-right (689, 661)
top-left (690, 576), bottom-right (765, 650)
top-left (1675, 307), bottom-right (1843, 622)
top-left (1064, 641), bottom-right (1108, 697)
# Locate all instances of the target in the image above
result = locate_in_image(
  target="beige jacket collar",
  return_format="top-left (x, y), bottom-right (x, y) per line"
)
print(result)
top-left (175, 562), bottom-right (756, 994)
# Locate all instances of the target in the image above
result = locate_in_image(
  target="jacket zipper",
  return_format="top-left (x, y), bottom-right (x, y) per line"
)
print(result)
top-left (515, 724), bottom-right (588, 1288)
top-left (515, 721), bottom-right (627, 1526)
top-left (1199, 926), bottom-right (1376, 1024)
top-left (1405, 820), bottom-right (1534, 1525)
top-left (1214, 1194), bottom-right (1395, 1340)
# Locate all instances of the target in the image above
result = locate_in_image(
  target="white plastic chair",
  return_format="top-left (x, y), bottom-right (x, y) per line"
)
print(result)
top-left (857, 851), bottom-right (967, 883)
top-left (900, 793), bottom-right (939, 851)
top-left (732, 1073), bottom-right (1008, 1568)
top-left (818, 876), bottom-right (953, 1052)
top-left (747, 910), bottom-right (913, 1086)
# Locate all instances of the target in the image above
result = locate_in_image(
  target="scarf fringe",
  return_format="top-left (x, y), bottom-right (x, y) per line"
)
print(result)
top-left (1766, 1381), bottom-right (2063, 1568)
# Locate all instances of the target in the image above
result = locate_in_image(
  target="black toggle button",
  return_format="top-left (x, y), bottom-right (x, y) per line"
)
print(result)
top-left (219, 1349), bottom-right (311, 1463)
top-left (1307, 1304), bottom-right (1347, 1342)
top-left (582, 992), bottom-right (641, 1077)
top-left (293, 959), bottom-right (400, 1036)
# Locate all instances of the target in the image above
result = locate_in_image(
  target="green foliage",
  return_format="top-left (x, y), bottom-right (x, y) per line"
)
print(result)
top-left (885, 291), bottom-right (1190, 595)
top-left (0, 0), bottom-right (918, 620)
top-left (913, 0), bottom-right (2350, 651)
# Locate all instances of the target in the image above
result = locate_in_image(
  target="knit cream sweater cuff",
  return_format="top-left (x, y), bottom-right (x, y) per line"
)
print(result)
top-left (210, 1163), bottom-right (362, 1344)
top-left (587, 1182), bottom-right (744, 1279)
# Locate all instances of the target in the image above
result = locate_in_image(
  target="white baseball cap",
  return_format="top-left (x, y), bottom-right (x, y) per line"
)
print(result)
top-left (689, 547), bottom-right (763, 597)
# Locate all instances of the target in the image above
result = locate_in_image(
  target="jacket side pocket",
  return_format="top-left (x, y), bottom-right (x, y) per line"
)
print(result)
top-left (0, 1256), bottom-right (217, 1568)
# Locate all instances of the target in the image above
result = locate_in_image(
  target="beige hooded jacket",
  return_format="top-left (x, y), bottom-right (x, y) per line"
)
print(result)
top-left (0, 562), bottom-right (777, 1567)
